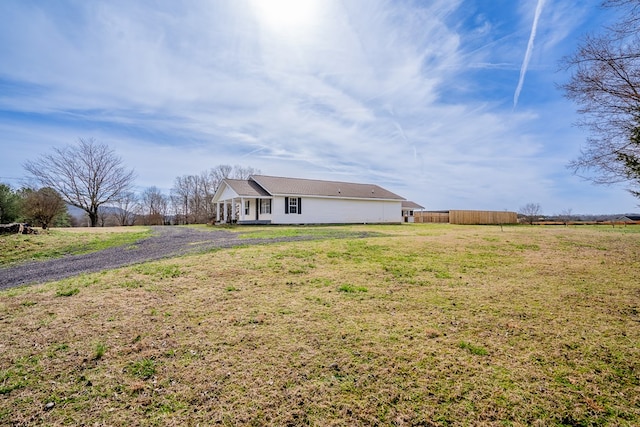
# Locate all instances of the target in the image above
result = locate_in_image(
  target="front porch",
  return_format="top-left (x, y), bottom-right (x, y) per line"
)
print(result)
top-left (214, 197), bottom-right (273, 225)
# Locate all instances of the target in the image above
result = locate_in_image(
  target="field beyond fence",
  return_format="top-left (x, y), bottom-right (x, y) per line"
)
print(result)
top-left (535, 220), bottom-right (640, 226)
top-left (0, 223), bottom-right (638, 426)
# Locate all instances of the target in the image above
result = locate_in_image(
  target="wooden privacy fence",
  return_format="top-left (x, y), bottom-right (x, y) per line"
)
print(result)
top-left (414, 211), bottom-right (449, 223)
top-left (414, 210), bottom-right (518, 225)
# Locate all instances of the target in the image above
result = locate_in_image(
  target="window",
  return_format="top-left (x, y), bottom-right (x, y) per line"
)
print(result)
top-left (285, 197), bottom-right (302, 214)
top-left (288, 197), bottom-right (298, 214)
top-left (260, 199), bottom-right (271, 214)
top-left (244, 200), bottom-right (250, 215)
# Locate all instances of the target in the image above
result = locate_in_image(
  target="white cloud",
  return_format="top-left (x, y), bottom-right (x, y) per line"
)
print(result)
top-left (514, 0), bottom-right (546, 108)
top-left (0, 0), bottom-right (637, 214)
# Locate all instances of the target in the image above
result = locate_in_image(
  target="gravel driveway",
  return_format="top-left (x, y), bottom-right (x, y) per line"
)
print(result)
top-left (0, 226), bottom-right (323, 290)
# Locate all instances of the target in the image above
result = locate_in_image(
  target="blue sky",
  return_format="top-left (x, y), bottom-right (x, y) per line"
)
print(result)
top-left (0, 0), bottom-right (638, 214)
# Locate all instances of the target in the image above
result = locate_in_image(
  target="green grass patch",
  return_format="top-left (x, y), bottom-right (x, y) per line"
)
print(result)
top-left (127, 358), bottom-right (156, 379)
top-left (511, 243), bottom-right (540, 251)
top-left (55, 287), bottom-right (79, 297)
top-left (133, 263), bottom-right (182, 279)
top-left (237, 225), bottom-right (382, 241)
top-left (0, 356), bottom-right (40, 395)
top-left (0, 227), bottom-right (151, 266)
top-left (459, 341), bottom-right (489, 356)
top-left (337, 283), bottom-right (368, 293)
top-left (93, 342), bottom-right (107, 360)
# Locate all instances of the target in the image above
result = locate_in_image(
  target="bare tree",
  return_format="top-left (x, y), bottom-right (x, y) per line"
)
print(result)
top-left (20, 187), bottom-right (67, 229)
top-left (561, 0), bottom-right (640, 197)
top-left (23, 138), bottom-right (136, 227)
top-left (111, 191), bottom-right (140, 226)
top-left (200, 170), bottom-right (217, 223)
top-left (209, 164), bottom-right (233, 185)
top-left (189, 174), bottom-right (206, 223)
top-left (141, 186), bottom-right (168, 225)
top-left (97, 206), bottom-right (109, 227)
top-left (170, 174), bottom-right (209, 224)
top-left (519, 203), bottom-right (542, 225)
top-left (558, 208), bottom-right (574, 226)
top-left (171, 175), bottom-right (194, 224)
top-left (231, 165), bottom-right (260, 179)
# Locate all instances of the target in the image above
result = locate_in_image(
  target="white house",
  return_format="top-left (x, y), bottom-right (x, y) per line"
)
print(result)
top-left (211, 175), bottom-right (406, 225)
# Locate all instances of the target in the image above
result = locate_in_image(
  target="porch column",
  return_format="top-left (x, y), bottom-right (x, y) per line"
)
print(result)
top-left (223, 201), bottom-right (228, 223)
top-left (240, 197), bottom-right (245, 222)
top-left (231, 198), bottom-right (236, 222)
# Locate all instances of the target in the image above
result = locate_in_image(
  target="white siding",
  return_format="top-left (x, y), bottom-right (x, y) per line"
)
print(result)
top-left (241, 198), bottom-right (274, 221)
top-left (216, 184), bottom-right (238, 201)
top-left (271, 196), bottom-right (401, 224)
top-left (257, 199), bottom-right (273, 221)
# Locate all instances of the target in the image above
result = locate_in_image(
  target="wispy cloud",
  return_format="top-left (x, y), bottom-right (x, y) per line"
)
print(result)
top-left (514, 0), bottom-right (546, 108)
top-left (0, 0), bottom-right (636, 213)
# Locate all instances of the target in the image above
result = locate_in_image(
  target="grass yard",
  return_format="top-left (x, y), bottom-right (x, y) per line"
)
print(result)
top-left (0, 224), bottom-right (639, 426)
top-left (0, 226), bottom-right (151, 266)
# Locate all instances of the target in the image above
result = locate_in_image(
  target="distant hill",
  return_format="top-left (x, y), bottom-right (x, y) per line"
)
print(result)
top-left (66, 204), bottom-right (85, 219)
top-left (65, 204), bottom-right (129, 227)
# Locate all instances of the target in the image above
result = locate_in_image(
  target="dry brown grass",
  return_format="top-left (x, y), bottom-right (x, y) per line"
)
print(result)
top-left (1, 224), bottom-right (639, 426)
top-left (51, 226), bottom-right (149, 234)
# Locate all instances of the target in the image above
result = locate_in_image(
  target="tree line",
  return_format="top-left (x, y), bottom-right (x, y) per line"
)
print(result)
top-left (117, 164), bottom-right (260, 227)
top-left (0, 138), bottom-right (260, 228)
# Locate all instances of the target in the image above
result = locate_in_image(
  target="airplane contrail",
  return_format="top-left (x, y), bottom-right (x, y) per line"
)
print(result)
top-left (514, 0), bottom-right (546, 108)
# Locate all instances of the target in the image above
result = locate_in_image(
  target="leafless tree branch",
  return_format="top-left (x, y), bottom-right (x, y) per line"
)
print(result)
top-left (23, 138), bottom-right (136, 227)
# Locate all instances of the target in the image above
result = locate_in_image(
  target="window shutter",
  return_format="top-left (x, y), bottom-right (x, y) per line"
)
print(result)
top-left (298, 197), bottom-right (302, 215)
top-left (285, 197), bottom-right (289, 214)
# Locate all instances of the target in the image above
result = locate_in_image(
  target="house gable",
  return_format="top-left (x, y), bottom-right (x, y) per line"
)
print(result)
top-left (212, 181), bottom-right (239, 202)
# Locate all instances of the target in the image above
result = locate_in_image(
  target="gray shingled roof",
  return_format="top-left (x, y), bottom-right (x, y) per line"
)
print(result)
top-left (250, 175), bottom-right (405, 200)
top-left (402, 201), bottom-right (424, 210)
top-left (224, 179), bottom-right (271, 197)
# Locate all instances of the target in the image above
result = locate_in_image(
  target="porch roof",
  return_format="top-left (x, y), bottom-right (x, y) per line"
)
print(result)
top-left (224, 179), bottom-right (271, 198)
